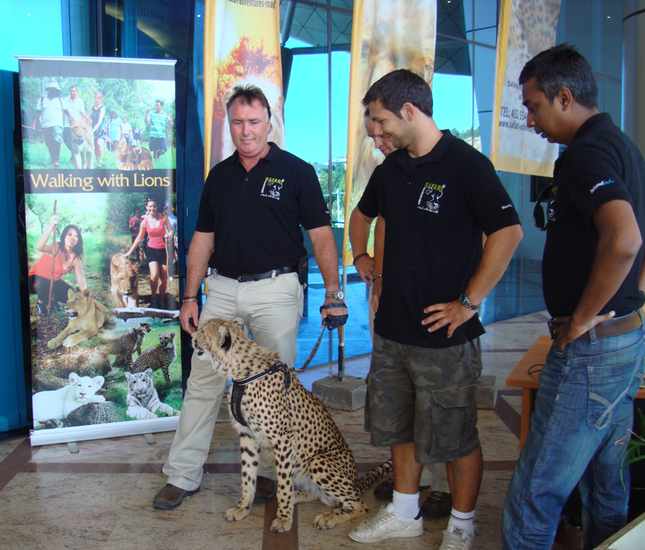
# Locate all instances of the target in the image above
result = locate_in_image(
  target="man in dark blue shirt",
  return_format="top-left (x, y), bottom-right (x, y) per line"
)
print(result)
top-left (503, 44), bottom-right (645, 549)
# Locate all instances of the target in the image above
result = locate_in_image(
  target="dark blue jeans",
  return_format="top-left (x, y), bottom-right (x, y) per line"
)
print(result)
top-left (502, 324), bottom-right (645, 549)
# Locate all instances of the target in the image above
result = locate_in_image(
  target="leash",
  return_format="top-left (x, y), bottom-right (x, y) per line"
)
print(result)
top-left (295, 325), bottom-right (326, 373)
top-left (295, 300), bottom-right (348, 373)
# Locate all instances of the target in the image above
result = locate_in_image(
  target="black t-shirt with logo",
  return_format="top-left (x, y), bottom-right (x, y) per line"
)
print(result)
top-left (358, 131), bottom-right (520, 348)
top-left (196, 143), bottom-right (331, 275)
top-left (543, 113), bottom-right (645, 317)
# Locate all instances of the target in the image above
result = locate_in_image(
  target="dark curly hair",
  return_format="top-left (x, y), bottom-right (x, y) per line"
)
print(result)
top-left (58, 224), bottom-right (84, 258)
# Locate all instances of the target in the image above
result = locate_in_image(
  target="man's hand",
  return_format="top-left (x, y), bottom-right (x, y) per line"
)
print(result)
top-left (554, 311), bottom-right (615, 350)
top-left (179, 301), bottom-right (200, 334)
top-left (354, 254), bottom-right (375, 283)
top-left (320, 296), bottom-right (348, 329)
top-left (422, 300), bottom-right (476, 338)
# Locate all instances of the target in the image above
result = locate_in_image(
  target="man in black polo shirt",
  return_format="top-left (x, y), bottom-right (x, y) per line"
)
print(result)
top-left (503, 45), bottom-right (645, 549)
top-left (348, 69), bottom-right (522, 548)
top-left (153, 85), bottom-right (347, 510)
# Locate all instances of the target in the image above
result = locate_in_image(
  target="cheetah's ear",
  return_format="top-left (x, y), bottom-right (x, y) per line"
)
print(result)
top-left (218, 325), bottom-right (232, 352)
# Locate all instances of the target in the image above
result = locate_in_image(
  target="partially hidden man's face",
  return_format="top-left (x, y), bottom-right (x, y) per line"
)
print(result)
top-left (228, 98), bottom-right (272, 160)
top-left (365, 117), bottom-right (396, 156)
top-left (521, 77), bottom-right (566, 144)
top-left (367, 99), bottom-right (411, 151)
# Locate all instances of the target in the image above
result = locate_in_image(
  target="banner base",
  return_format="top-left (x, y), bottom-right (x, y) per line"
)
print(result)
top-left (29, 416), bottom-right (178, 447)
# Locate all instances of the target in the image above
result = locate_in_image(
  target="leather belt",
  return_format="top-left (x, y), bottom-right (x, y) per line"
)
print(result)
top-left (216, 265), bottom-right (297, 283)
top-left (548, 309), bottom-right (644, 341)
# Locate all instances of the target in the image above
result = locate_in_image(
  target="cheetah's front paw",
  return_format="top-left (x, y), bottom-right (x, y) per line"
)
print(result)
top-left (270, 516), bottom-right (293, 532)
top-left (224, 505), bottom-right (251, 522)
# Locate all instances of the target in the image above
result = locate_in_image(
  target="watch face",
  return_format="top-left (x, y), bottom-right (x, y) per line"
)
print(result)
top-left (326, 290), bottom-right (344, 300)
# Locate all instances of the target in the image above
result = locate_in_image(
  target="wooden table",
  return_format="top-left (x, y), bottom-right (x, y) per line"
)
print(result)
top-left (506, 336), bottom-right (645, 449)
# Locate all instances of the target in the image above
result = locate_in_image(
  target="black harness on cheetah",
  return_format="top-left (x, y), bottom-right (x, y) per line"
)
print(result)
top-left (230, 361), bottom-right (292, 427)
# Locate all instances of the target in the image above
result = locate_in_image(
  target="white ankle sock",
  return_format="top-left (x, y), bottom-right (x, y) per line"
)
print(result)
top-left (448, 508), bottom-right (475, 535)
top-left (391, 490), bottom-right (420, 520)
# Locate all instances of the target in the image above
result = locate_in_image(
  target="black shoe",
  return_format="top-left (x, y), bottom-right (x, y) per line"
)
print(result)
top-left (153, 484), bottom-right (199, 510)
top-left (421, 491), bottom-right (452, 519)
top-left (254, 476), bottom-right (276, 503)
top-left (374, 480), bottom-right (393, 501)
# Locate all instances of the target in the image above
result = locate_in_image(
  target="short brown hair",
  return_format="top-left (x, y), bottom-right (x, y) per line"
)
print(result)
top-left (226, 85), bottom-right (271, 120)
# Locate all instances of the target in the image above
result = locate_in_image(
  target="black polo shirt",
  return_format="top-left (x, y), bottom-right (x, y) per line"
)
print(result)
top-left (358, 131), bottom-right (520, 348)
top-left (543, 113), bottom-right (645, 317)
top-left (196, 143), bottom-right (330, 275)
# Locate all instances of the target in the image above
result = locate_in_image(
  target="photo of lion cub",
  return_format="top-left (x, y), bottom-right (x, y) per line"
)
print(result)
top-left (47, 289), bottom-right (109, 349)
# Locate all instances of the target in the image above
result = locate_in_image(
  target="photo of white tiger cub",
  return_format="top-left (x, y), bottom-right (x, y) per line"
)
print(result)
top-left (125, 368), bottom-right (176, 420)
top-left (32, 372), bottom-right (106, 429)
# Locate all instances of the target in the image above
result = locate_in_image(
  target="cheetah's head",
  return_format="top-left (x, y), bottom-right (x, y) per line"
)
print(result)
top-left (193, 319), bottom-right (245, 373)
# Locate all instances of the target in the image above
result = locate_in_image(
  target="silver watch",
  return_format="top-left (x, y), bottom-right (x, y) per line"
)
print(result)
top-left (325, 289), bottom-right (345, 301)
top-left (459, 292), bottom-right (479, 311)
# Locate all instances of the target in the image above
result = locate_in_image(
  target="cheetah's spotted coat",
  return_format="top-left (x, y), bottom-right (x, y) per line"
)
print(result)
top-left (193, 319), bottom-right (392, 533)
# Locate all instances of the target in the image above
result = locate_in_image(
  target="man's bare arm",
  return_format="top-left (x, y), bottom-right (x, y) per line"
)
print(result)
top-left (179, 231), bottom-right (214, 334)
top-left (559, 200), bottom-right (642, 347)
top-left (423, 224), bottom-right (523, 337)
top-left (371, 216), bottom-right (385, 312)
top-left (309, 226), bottom-right (340, 291)
top-left (349, 207), bottom-right (375, 282)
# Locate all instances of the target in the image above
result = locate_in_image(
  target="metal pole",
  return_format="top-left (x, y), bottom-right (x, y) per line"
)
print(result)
top-left (325, 0), bottom-right (344, 380)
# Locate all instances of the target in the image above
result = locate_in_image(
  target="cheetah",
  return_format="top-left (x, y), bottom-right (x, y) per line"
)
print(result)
top-left (193, 319), bottom-right (392, 533)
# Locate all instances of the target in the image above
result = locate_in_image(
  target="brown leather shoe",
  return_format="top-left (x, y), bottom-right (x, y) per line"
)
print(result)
top-left (254, 476), bottom-right (276, 503)
top-left (153, 484), bottom-right (199, 510)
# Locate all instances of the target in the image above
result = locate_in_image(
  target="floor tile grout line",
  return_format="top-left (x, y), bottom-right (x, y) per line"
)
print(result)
top-left (0, 438), bottom-right (33, 491)
top-left (263, 498), bottom-right (299, 550)
top-left (495, 394), bottom-right (521, 441)
top-left (7, 460), bottom-right (516, 476)
top-left (480, 348), bottom-right (531, 353)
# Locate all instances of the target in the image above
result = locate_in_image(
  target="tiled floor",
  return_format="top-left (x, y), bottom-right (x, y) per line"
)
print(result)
top-left (0, 312), bottom-right (550, 550)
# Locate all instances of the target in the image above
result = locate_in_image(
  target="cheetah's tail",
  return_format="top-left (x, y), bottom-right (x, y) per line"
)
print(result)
top-left (356, 459), bottom-right (393, 493)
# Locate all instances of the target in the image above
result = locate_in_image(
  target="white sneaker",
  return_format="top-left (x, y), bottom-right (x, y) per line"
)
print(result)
top-left (348, 503), bottom-right (423, 544)
top-left (439, 526), bottom-right (474, 550)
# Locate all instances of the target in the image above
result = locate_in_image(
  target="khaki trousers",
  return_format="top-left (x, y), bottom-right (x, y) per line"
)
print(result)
top-left (163, 272), bottom-right (303, 491)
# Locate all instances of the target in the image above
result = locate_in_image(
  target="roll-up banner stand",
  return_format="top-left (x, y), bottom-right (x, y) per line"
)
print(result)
top-left (18, 56), bottom-right (184, 446)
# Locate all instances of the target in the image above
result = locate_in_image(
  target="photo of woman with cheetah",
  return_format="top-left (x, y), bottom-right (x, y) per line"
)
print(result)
top-left (19, 56), bottom-right (184, 445)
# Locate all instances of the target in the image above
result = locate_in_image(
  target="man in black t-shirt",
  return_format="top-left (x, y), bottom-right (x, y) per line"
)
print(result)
top-left (348, 69), bottom-right (522, 548)
top-left (503, 45), bottom-right (645, 550)
top-left (152, 85), bottom-right (347, 511)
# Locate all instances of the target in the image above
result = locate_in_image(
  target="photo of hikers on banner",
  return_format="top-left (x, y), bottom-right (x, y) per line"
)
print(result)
top-left (26, 192), bottom-right (182, 431)
top-left (21, 76), bottom-right (175, 170)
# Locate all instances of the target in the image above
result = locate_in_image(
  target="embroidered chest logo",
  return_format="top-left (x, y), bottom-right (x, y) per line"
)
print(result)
top-left (417, 181), bottom-right (446, 214)
top-left (260, 176), bottom-right (286, 200)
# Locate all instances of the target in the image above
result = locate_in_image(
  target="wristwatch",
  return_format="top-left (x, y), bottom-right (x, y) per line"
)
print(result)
top-left (325, 289), bottom-right (345, 301)
top-left (458, 293), bottom-right (479, 312)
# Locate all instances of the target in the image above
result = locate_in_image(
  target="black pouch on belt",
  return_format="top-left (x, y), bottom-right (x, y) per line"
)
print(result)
top-left (297, 255), bottom-right (308, 286)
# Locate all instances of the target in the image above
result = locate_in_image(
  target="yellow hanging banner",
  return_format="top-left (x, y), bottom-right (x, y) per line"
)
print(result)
top-left (341, 0), bottom-right (437, 265)
top-left (203, 0), bottom-right (284, 173)
top-left (490, 0), bottom-right (561, 177)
